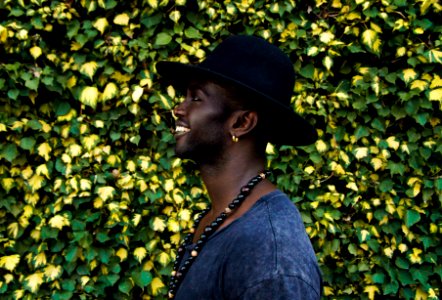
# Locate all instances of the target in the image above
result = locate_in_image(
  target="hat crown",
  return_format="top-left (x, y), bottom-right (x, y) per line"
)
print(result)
top-left (200, 35), bottom-right (295, 107)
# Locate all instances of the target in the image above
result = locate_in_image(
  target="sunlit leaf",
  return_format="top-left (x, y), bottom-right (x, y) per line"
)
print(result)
top-left (101, 82), bottom-right (118, 101)
top-left (116, 248), bottom-right (128, 262)
top-left (132, 85), bottom-right (144, 102)
top-left (362, 29), bottom-right (381, 54)
top-left (27, 174), bottom-right (44, 192)
top-left (48, 214), bottom-right (70, 230)
top-left (364, 285), bottom-right (380, 300)
top-left (133, 247), bottom-right (147, 263)
top-left (34, 252), bottom-right (47, 268)
top-left (0, 254), bottom-right (20, 271)
top-left (402, 69), bottom-right (417, 83)
top-left (44, 264), bottom-right (62, 281)
top-left (25, 272), bottom-right (44, 293)
top-left (151, 217), bottom-right (166, 232)
top-left (97, 186), bottom-right (115, 201)
top-left (29, 46), bottom-right (42, 59)
top-left (429, 88), bottom-right (442, 101)
top-left (150, 277), bottom-right (165, 295)
top-left (80, 61), bottom-right (98, 79)
top-left (93, 17), bottom-right (109, 34)
top-left (80, 86), bottom-right (99, 109)
top-left (114, 13), bottom-right (130, 26)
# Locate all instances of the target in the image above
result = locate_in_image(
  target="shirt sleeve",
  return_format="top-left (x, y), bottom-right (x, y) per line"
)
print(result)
top-left (237, 273), bottom-right (321, 300)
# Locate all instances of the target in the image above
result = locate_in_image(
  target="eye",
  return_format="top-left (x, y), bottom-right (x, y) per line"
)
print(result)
top-left (191, 96), bottom-right (201, 102)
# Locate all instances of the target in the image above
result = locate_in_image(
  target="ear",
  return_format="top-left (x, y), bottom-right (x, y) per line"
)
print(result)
top-left (228, 110), bottom-right (259, 139)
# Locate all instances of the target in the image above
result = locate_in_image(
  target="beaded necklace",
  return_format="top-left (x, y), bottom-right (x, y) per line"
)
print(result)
top-left (167, 170), bottom-right (271, 299)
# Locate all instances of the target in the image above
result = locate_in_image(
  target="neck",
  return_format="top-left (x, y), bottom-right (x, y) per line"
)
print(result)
top-left (198, 147), bottom-right (268, 215)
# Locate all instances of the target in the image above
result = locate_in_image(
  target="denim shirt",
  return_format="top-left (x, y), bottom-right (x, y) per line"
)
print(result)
top-left (175, 190), bottom-right (322, 299)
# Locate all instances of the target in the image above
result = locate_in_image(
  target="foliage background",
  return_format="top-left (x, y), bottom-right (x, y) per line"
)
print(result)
top-left (0, 0), bottom-right (441, 299)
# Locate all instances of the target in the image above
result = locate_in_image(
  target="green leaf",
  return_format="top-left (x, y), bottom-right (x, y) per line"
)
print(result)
top-left (118, 278), bottom-right (133, 295)
top-left (155, 33), bottom-right (172, 46)
top-left (2, 144), bottom-right (19, 162)
top-left (395, 256), bottom-right (410, 269)
top-left (184, 27), bottom-right (202, 39)
top-left (55, 102), bottom-right (71, 116)
top-left (20, 137), bottom-right (36, 150)
top-left (132, 270), bottom-right (152, 288)
top-left (404, 209), bottom-right (421, 228)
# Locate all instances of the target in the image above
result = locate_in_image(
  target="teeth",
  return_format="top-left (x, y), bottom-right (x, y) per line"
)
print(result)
top-left (175, 126), bottom-right (190, 133)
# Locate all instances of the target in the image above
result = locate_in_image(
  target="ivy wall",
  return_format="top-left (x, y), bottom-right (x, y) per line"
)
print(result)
top-left (0, 0), bottom-right (441, 299)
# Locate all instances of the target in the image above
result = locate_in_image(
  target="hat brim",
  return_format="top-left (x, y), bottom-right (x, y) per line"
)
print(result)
top-left (156, 61), bottom-right (318, 146)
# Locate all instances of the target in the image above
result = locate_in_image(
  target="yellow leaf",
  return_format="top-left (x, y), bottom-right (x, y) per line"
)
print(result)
top-left (179, 209), bottom-right (191, 222)
top-left (354, 147), bottom-right (368, 160)
top-left (68, 144), bottom-right (82, 157)
top-left (304, 166), bottom-right (315, 174)
top-left (37, 142), bottom-right (52, 161)
top-left (48, 214), bottom-right (70, 230)
top-left (97, 186), bottom-right (115, 201)
top-left (27, 174), bottom-right (45, 192)
top-left (371, 157), bottom-right (384, 171)
top-left (428, 49), bottom-right (442, 64)
top-left (81, 276), bottom-right (90, 286)
top-left (150, 277), bottom-right (165, 296)
top-left (167, 218), bottom-right (180, 232)
top-left (152, 217), bottom-right (166, 232)
top-left (29, 46), bottom-right (42, 59)
top-left (93, 17), bottom-right (108, 34)
top-left (114, 13), bottom-right (130, 26)
top-left (81, 134), bottom-right (99, 151)
top-left (80, 179), bottom-right (91, 191)
top-left (403, 69), bottom-right (417, 83)
top-left (164, 179), bottom-right (174, 192)
top-left (364, 285), bottom-right (380, 300)
top-left (147, 0), bottom-right (158, 8)
top-left (362, 29), bottom-right (381, 54)
top-left (8, 223), bottom-right (19, 238)
top-left (157, 252), bottom-right (170, 266)
top-left (25, 272), bottom-right (44, 293)
top-left (429, 88), bottom-right (442, 101)
top-left (116, 248), bottom-right (128, 262)
top-left (409, 248), bottom-right (423, 264)
top-left (430, 75), bottom-right (442, 88)
top-left (386, 136), bottom-right (400, 150)
top-left (0, 254), bottom-right (20, 271)
top-left (346, 182), bottom-right (358, 192)
top-left (44, 264), bottom-right (62, 281)
top-left (80, 86), bottom-right (99, 109)
top-left (133, 214), bottom-right (142, 226)
top-left (133, 247), bottom-right (147, 263)
top-left (34, 252), bottom-right (46, 267)
top-left (319, 31), bottom-right (335, 44)
top-left (101, 82), bottom-right (118, 101)
top-left (315, 139), bottom-right (328, 152)
top-left (415, 287), bottom-right (428, 300)
top-left (132, 85), bottom-right (144, 102)
top-left (36, 164), bottom-right (50, 179)
top-left (80, 61), bottom-right (98, 79)
top-left (1, 178), bottom-right (15, 193)
top-left (169, 10), bottom-right (181, 23)
top-left (410, 79), bottom-right (428, 91)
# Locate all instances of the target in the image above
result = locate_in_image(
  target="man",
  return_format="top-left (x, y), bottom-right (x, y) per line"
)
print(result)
top-left (156, 35), bottom-right (322, 299)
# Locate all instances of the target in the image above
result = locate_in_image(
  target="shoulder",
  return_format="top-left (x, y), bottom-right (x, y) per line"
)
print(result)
top-left (219, 190), bottom-right (322, 298)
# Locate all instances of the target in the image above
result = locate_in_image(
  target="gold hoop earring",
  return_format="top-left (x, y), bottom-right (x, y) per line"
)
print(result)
top-left (232, 135), bottom-right (239, 143)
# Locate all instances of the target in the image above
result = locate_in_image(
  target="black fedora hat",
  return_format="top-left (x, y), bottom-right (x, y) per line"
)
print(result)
top-left (156, 35), bottom-right (317, 146)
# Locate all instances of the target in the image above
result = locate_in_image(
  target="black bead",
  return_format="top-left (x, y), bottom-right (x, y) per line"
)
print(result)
top-left (228, 203), bottom-right (235, 209)
top-left (237, 194), bottom-right (245, 200)
top-left (232, 199), bottom-right (240, 205)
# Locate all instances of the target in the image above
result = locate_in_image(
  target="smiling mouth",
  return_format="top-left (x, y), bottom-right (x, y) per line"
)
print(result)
top-left (174, 125), bottom-right (190, 136)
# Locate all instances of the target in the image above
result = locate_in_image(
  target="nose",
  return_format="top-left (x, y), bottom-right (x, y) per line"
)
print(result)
top-left (173, 98), bottom-right (187, 118)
